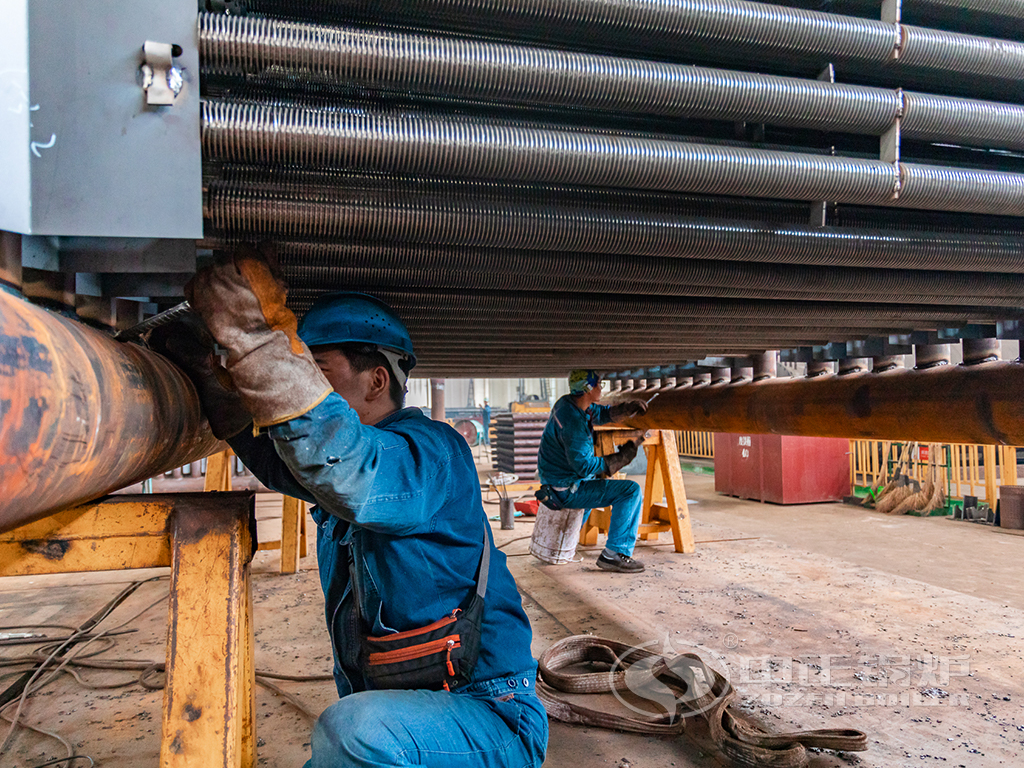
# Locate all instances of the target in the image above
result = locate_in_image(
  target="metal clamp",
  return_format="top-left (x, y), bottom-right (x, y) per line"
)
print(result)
top-left (141, 41), bottom-right (183, 106)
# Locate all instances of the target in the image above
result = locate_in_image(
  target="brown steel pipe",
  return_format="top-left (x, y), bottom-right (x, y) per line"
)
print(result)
top-left (615, 361), bottom-right (1024, 445)
top-left (0, 290), bottom-right (223, 531)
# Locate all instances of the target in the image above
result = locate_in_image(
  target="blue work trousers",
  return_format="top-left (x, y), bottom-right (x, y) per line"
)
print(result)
top-left (558, 478), bottom-right (643, 556)
top-left (304, 671), bottom-right (548, 768)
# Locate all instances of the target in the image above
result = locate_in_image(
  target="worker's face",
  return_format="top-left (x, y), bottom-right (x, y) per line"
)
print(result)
top-left (582, 381), bottom-right (603, 406)
top-left (311, 347), bottom-right (377, 421)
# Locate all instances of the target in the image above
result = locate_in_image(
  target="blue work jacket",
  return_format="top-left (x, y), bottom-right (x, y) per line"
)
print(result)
top-left (536, 395), bottom-right (612, 488)
top-left (228, 395), bottom-right (537, 697)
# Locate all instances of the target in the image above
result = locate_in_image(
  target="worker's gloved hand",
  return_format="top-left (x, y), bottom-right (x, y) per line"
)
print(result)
top-left (185, 243), bottom-right (332, 429)
top-left (604, 439), bottom-right (640, 476)
top-left (609, 399), bottom-right (648, 422)
top-left (148, 313), bottom-right (254, 440)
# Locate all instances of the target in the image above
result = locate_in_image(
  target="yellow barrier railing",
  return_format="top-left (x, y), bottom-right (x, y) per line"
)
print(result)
top-left (677, 430), bottom-right (715, 459)
top-left (849, 439), bottom-right (1020, 504)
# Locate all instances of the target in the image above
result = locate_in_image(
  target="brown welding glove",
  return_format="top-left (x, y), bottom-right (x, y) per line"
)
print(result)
top-left (185, 243), bottom-right (332, 429)
top-left (608, 400), bottom-right (648, 422)
top-left (603, 439), bottom-right (639, 476)
top-left (148, 313), bottom-right (254, 440)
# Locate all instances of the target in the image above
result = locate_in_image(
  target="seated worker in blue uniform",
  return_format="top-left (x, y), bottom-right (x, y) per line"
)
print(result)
top-left (535, 369), bottom-right (649, 573)
top-left (154, 244), bottom-right (547, 768)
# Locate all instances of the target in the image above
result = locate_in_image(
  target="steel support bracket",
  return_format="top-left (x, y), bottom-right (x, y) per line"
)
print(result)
top-left (883, 0), bottom-right (903, 58)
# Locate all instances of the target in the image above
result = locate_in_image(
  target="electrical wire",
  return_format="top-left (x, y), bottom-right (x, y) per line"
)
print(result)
top-left (18, 756), bottom-right (94, 768)
top-left (496, 536), bottom-right (534, 550)
top-left (0, 576), bottom-right (335, 764)
top-left (0, 577), bottom-right (166, 759)
top-left (19, 592), bottom-right (170, 702)
top-left (254, 676), bottom-right (320, 722)
top-left (255, 671), bottom-right (334, 682)
top-left (0, 710), bottom-right (76, 768)
top-left (0, 629), bottom-right (135, 648)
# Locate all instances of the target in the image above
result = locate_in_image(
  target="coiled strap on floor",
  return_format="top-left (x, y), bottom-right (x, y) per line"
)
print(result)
top-left (537, 635), bottom-right (867, 768)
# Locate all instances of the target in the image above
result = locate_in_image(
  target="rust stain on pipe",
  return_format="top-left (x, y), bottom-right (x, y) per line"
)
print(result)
top-left (614, 362), bottom-right (1024, 445)
top-left (0, 291), bottom-right (223, 532)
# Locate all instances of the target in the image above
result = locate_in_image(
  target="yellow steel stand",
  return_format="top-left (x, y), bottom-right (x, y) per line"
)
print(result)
top-left (582, 428), bottom-right (695, 554)
top-left (205, 448), bottom-right (235, 492)
top-left (279, 496), bottom-right (308, 574)
top-left (209, 447), bottom-right (308, 575)
top-left (0, 492), bottom-right (257, 768)
top-left (256, 495), bottom-right (309, 575)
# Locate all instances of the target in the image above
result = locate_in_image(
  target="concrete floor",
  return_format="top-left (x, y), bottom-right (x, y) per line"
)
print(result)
top-left (2, 468), bottom-right (1023, 768)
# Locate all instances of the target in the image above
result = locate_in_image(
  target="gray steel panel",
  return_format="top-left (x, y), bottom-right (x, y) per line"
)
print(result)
top-left (0, 0), bottom-right (32, 234)
top-left (0, 0), bottom-right (201, 237)
top-left (101, 272), bottom-right (190, 297)
top-left (57, 238), bottom-right (197, 272)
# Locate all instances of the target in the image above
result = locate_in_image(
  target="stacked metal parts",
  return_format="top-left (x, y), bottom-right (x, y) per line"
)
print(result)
top-left (492, 412), bottom-right (549, 479)
top-left (198, 0), bottom-right (1024, 376)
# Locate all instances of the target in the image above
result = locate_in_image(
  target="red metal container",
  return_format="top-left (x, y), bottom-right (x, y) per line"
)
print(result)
top-left (714, 433), bottom-right (850, 504)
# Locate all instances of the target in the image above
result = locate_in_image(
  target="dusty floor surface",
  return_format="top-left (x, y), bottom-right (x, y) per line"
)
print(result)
top-left (2, 466), bottom-right (1022, 768)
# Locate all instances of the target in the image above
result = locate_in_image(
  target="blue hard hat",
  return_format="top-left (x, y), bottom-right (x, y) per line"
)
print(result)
top-left (568, 369), bottom-right (601, 394)
top-left (299, 292), bottom-right (416, 379)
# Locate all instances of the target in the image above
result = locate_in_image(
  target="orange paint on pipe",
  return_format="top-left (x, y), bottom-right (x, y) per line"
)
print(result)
top-left (614, 362), bottom-right (1024, 445)
top-left (0, 290), bottom-right (222, 531)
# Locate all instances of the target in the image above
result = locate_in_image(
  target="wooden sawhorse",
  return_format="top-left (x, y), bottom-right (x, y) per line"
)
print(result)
top-left (581, 428), bottom-right (696, 554)
top-left (0, 492), bottom-right (258, 767)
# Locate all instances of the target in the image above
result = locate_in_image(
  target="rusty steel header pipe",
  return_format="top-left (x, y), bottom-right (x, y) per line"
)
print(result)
top-left (0, 290), bottom-right (223, 531)
top-left (615, 361), bottom-right (1024, 445)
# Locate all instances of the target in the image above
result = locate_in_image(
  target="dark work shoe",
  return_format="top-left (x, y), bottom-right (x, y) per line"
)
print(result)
top-left (596, 552), bottom-right (645, 573)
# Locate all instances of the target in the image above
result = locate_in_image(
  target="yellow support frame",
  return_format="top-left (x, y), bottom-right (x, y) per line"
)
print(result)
top-left (0, 492), bottom-right (257, 768)
top-left (256, 495), bottom-right (310, 575)
top-left (208, 448), bottom-right (307, 575)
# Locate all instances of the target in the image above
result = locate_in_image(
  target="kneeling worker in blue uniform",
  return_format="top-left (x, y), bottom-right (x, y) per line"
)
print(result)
top-left (536, 370), bottom-right (649, 573)
top-left (156, 245), bottom-right (547, 768)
